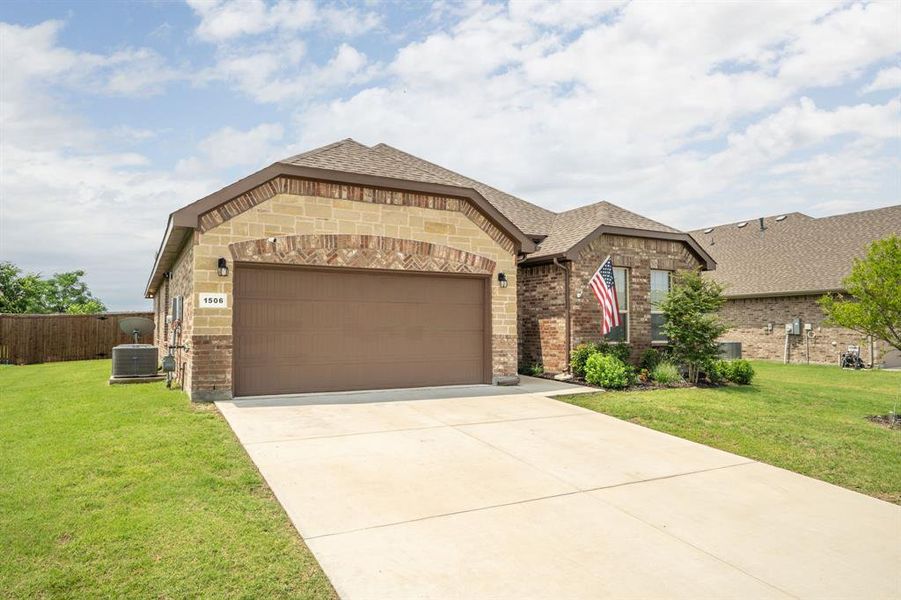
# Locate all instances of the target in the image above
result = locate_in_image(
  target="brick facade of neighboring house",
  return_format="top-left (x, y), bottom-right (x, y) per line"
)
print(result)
top-left (691, 206), bottom-right (901, 367)
top-left (518, 233), bottom-right (705, 373)
top-left (718, 294), bottom-right (889, 365)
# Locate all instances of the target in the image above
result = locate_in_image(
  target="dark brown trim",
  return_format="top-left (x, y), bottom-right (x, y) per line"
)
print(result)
top-left (483, 276), bottom-right (493, 385)
top-left (144, 225), bottom-right (193, 298)
top-left (520, 225), bottom-right (717, 270)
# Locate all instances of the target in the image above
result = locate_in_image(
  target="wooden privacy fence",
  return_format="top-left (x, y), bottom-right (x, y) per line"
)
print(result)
top-left (0, 312), bottom-right (155, 365)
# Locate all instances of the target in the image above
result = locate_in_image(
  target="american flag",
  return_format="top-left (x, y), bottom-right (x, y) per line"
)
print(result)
top-left (589, 256), bottom-right (621, 335)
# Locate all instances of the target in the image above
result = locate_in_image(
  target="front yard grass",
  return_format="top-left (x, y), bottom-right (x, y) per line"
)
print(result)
top-left (0, 360), bottom-right (335, 598)
top-left (558, 361), bottom-right (901, 504)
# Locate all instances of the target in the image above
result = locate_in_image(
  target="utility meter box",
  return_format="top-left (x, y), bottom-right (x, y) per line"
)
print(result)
top-left (791, 318), bottom-right (802, 335)
top-left (170, 296), bottom-right (184, 322)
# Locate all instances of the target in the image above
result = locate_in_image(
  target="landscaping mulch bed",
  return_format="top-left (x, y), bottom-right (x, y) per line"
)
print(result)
top-left (532, 372), bottom-right (695, 392)
top-left (866, 414), bottom-right (900, 430)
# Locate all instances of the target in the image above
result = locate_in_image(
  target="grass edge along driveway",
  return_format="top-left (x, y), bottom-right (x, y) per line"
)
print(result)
top-left (558, 361), bottom-right (901, 504)
top-left (0, 360), bottom-right (336, 599)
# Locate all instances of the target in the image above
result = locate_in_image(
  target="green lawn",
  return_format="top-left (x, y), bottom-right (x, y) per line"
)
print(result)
top-left (559, 361), bottom-right (901, 504)
top-left (0, 360), bottom-right (335, 599)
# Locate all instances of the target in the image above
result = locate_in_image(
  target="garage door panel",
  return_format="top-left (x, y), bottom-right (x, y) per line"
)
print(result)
top-left (237, 329), bottom-right (484, 367)
top-left (233, 266), bottom-right (488, 396)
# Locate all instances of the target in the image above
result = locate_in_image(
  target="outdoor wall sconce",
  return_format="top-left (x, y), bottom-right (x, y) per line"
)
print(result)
top-left (498, 272), bottom-right (508, 288)
top-left (217, 257), bottom-right (229, 277)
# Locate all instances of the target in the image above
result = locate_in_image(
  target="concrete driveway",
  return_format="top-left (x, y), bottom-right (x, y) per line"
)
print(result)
top-left (217, 379), bottom-right (900, 599)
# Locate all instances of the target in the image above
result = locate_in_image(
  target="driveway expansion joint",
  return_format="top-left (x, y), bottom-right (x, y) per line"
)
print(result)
top-left (304, 460), bottom-right (760, 541)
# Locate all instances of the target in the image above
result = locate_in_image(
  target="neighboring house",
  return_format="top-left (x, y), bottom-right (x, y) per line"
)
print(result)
top-left (146, 139), bottom-right (711, 400)
top-left (689, 206), bottom-right (901, 367)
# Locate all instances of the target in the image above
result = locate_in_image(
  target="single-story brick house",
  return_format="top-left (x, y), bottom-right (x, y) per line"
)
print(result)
top-left (147, 139), bottom-right (713, 400)
top-left (689, 206), bottom-right (901, 367)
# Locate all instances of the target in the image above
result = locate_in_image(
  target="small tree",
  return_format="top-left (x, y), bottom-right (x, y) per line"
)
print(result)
top-left (0, 262), bottom-right (106, 314)
top-left (65, 299), bottom-right (107, 315)
top-left (819, 235), bottom-right (901, 352)
top-left (660, 270), bottom-right (727, 384)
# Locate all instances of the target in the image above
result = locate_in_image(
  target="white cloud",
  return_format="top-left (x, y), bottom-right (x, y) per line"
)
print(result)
top-left (862, 65), bottom-right (901, 93)
top-left (207, 40), bottom-right (372, 103)
top-left (292, 1), bottom-right (899, 228)
top-left (186, 0), bottom-right (380, 42)
top-left (0, 20), bottom-right (182, 108)
top-left (0, 21), bottom-right (209, 309)
top-left (4, 1), bottom-right (900, 309)
top-left (176, 123), bottom-right (285, 174)
top-left (508, 0), bottom-right (623, 29)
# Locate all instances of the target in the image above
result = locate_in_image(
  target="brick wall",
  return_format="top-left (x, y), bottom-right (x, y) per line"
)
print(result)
top-left (570, 234), bottom-right (702, 363)
top-left (517, 263), bottom-right (568, 373)
top-left (517, 234), bottom-right (702, 371)
top-left (719, 294), bottom-right (889, 365)
top-left (153, 239), bottom-right (194, 391)
top-left (174, 177), bottom-right (518, 400)
top-left (190, 335), bottom-right (232, 401)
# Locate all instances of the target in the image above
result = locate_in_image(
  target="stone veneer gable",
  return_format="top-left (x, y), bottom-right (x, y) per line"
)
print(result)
top-left (199, 175), bottom-right (516, 254)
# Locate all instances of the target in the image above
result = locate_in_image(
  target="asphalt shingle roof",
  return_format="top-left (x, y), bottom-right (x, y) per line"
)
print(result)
top-left (689, 206), bottom-right (901, 297)
top-left (278, 139), bottom-right (684, 253)
top-left (528, 200), bottom-right (681, 259)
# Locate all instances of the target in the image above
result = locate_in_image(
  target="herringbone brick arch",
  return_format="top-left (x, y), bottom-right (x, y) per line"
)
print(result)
top-left (229, 234), bottom-right (497, 275)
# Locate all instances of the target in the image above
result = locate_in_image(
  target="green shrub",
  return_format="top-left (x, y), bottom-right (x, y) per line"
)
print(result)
top-left (651, 361), bottom-right (682, 385)
top-left (584, 353), bottom-right (633, 389)
top-left (706, 359), bottom-right (755, 385)
top-left (606, 343), bottom-right (632, 365)
top-left (639, 348), bottom-right (663, 371)
top-left (570, 342), bottom-right (601, 377)
top-left (726, 359), bottom-right (755, 384)
top-left (529, 362), bottom-right (544, 377)
top-left (706, 360), bottom-right (729, 385)
top-left (571, 341), bottom-right (634, 378)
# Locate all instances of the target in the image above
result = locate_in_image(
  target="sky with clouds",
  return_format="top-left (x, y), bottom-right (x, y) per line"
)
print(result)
top-left (1, 0), bottom-right (899, 310)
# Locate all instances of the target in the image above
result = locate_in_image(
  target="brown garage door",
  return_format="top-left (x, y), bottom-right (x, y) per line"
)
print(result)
top-left (233, 265), bottom-right (489, 396)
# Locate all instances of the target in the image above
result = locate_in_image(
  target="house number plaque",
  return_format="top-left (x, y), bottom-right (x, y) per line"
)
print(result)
top-left (198, 293), bottom-right (228, 308)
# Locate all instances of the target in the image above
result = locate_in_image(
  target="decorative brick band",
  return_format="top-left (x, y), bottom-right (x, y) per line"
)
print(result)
top-left (200, 175), bottom-right (515, 253)
top-left (229, 234), bottom-right (497, 275)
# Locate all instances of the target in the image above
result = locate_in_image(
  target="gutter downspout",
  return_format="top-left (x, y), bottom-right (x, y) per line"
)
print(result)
top-left (553, 258), bottom-right (571, 373)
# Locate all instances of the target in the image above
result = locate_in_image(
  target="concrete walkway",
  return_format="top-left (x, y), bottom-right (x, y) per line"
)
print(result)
top-left (217, 382), bottom-right (900, 599)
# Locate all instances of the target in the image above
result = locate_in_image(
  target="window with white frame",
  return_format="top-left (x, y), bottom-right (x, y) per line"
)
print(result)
top-left (650, 269), bottom-right (671, 342)
top-left (605, 267), bottom-right (629, 342)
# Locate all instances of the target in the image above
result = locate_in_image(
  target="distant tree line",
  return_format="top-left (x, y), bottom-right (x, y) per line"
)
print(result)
top-left (0, 262), bottom-right (107, 314)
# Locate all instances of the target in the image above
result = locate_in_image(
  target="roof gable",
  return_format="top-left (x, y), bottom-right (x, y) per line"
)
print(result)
top-left (370, 144), bottom-right (557, 236)
top-left (147, 138), bottom-right (716, 295)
